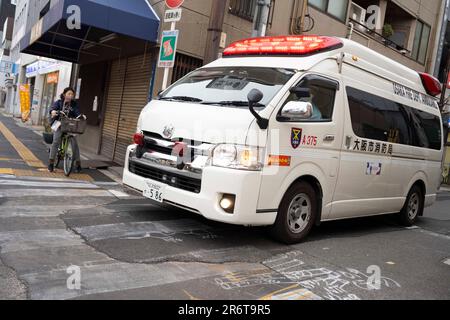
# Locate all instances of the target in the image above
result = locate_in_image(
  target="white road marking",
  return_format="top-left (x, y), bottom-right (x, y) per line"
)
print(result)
top-left (0, 179), bottom-right (99, 189)
top-left (0, 229), bottom-right (85, 253)
top-left (0, 188), bottom-right (113, 198)
top-left (443, 259), bottom-right (450, 266)
top-left (22, 261), bottom-right (262, 300)
top-left (99, 169), bottom-right (123, 184)
top-left (418, 229), bottom-right (450, 241)
top-left (74, 219), bottom-right (214, 242)
top-left (108, 189), bottom-right (130, 198)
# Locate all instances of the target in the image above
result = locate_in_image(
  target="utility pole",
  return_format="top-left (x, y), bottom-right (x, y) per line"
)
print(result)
top-left (439, 52), bottom-right (450, 112)
top-left (252, 0), bottom-right (271, 37)
top-left (204, 0), bottom-right (228, 64)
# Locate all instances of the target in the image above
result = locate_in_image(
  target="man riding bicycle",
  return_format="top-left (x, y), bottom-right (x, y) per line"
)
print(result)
top-left (48, 87), bottom-right (84, 173)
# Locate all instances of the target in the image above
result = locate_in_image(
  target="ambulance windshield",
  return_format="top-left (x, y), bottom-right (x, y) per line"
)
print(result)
top-left (160, 67), bottom-right (296, 109)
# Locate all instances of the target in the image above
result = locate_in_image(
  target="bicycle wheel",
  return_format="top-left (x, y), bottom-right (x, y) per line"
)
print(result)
top-left (64, 136), bottom-right (76, 176)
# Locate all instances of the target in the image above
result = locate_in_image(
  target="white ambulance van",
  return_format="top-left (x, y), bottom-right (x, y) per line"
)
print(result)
top-left (123, 36), bottom-right (444, 244)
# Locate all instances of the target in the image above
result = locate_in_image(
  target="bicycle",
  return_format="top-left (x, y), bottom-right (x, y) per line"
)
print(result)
top-left (53, 111), bottom-right (87, 176)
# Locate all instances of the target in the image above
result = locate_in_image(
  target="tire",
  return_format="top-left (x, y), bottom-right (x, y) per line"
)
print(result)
top-left (269, 181), bottom-right (318, 244)
top-left (398, 185), bottom-right (424, 226)
top-left (64, 137), bottom-right (76, 177)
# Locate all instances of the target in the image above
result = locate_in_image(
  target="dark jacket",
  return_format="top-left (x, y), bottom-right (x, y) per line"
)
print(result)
top-left (49, 99), bottom-right (81, 125)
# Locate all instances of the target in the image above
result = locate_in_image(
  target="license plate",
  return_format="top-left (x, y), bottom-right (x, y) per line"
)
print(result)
top-left (143, 180), bottom-right (165, 203)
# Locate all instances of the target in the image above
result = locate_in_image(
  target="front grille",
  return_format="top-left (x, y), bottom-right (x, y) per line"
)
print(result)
top-left (142, 131), bottom-right (202, 161)
top-left (129, 160), bottom-right (202, 194)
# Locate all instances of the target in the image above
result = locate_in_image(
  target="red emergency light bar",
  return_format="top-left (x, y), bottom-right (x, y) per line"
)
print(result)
top-left (418, 72), bottom-right (441, 97)
top-left (223, 35), bottom-right (343, 57)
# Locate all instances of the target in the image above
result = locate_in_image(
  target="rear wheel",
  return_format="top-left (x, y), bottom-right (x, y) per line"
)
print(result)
top-left (398, 185), bottom-right (424, 226)
top-left (64, 137), bottom-right (76, 176)
top-left (269, 181), bottom-right (317, 244)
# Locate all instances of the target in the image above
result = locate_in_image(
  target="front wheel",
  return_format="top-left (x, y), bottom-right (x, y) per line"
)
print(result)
top-left (269, 181), bottom-right (318, 244)
top-left (64, 137), bottom-right (76, 176)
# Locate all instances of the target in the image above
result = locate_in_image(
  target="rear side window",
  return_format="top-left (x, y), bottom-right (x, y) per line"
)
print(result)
top-left (346, 87), bottom-right (441, 151)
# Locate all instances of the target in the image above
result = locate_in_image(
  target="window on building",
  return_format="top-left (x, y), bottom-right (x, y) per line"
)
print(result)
top-left (411, 21), bottom-right (431, 64)
top-left (308, 0), bottom-right (349, 22)
top-left (347, 86), bottom-right (442, 150)
top-left (171, 53), bottom-right (203, 83)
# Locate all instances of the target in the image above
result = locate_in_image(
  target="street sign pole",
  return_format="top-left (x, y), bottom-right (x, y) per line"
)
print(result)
top-left (161, 21), bottom-right (176, 91)
top-left (159, 0), bottom-right (184, 91)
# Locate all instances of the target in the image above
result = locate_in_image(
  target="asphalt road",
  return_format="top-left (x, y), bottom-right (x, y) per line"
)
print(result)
top-left (0, 112), bottom-right (449, 300)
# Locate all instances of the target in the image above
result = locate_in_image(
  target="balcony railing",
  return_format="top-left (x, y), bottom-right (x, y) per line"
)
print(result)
top-left (349, 18), bottom-right (411, 57)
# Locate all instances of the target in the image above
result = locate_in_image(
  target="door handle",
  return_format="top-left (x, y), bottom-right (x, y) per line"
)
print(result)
top-left (324, 135), bottom-right (335, 142)
top-left (345, 136), bottom-right (352, 149)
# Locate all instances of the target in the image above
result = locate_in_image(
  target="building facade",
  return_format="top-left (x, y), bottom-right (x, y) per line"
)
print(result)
top-left (4, 0), bottom-right (73, 121)
top-left (0, 0), bottom-right (16, 105)
top-left (267, 0), bottom-right (445, 74)
top-left (11, 0), bottom-right (448, 166)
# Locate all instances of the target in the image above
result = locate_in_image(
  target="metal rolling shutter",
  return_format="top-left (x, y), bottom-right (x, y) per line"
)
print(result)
top-left (100, 58), bottom-right (127, 160)
top-left (114, 54), bottom-right (152, 164)
top-left (101, 54), bottom-right (152, 165)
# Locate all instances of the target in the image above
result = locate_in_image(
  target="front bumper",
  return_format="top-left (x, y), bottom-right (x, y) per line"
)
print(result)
top-left (122, 145), bottom-right (277, 226)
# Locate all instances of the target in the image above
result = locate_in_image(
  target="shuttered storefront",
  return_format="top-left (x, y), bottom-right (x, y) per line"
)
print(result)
top-left (101, 54), bottom-right (153, 164)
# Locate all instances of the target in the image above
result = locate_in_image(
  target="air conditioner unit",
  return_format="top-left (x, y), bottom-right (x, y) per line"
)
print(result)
top-left (351, 3), bottom-right (366, 25)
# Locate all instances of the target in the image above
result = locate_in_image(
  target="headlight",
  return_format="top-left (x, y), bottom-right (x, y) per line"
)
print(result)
top-left (211, 144), bottom-right (264, 171)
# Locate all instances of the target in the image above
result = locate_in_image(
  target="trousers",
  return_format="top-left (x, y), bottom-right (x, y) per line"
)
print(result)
top-left (49, 128), bottom-right (80, 163)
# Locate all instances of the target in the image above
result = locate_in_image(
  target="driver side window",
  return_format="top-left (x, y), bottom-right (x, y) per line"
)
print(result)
top-left (278, 74), bottom-right (338, 122)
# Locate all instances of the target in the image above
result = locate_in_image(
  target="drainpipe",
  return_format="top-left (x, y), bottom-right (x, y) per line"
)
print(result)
top-left (252, 0), bottom-right (271, 37)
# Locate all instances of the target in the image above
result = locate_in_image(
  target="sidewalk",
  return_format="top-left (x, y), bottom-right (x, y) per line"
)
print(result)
top-left (0, 109), bottom-right (122, 183)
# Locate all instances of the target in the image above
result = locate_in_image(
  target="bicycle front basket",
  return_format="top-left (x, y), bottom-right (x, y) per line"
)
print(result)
top-left (61, 118), bottom-right (87, 134)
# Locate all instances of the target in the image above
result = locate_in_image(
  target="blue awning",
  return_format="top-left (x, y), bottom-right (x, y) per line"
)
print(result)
top-left (20, 0), bottom-right (160, 63)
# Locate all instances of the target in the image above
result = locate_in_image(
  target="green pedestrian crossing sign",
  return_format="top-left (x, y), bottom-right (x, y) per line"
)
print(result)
top-left (158, 30), bottom-right (179, 68)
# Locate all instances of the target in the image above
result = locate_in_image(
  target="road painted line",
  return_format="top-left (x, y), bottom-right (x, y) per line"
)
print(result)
top-left (0, 229), bottom-right (85, 253)
top-left (99, 169), bottom-right (123, 184)
top-left (0, 120), bottom-right (46, 168)
top-left (74, 219), bottom-right (215, 242)
top-left (418, 229), bottom-right (450, 241)
top-left (21, 261), bottom-right (262, 300)
top-left (0, 179), bottom-right (100, 189)
top-left (0, 168), bottom-right (14, 175)
top-left (0, 188), bottom-right (113, 198)
top-left (12, 169), bottom-right (94, 182)
top-left (108, 189), bottom-right (130, 198)
top-left (261, 287), bottom-right (323, 300)
top-left (443, 259), bottom-right (450, 266)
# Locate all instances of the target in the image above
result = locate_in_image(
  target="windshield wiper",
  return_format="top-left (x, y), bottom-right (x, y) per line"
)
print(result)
top-left (202, 101), bottom-right (266, 108)
top-left (159, 96), bottom-right (203, 103)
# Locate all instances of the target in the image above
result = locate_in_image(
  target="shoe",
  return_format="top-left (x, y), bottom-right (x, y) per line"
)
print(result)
top-left (74, 164), bottom-right (82, 173)
top-left (48, 163), bottom-right (54, 172)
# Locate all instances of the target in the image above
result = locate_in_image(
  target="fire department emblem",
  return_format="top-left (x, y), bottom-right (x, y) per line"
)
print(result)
top-left (291, 128), bottom-right (303, 149)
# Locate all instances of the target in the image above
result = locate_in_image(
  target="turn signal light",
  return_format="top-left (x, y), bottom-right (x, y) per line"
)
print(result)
top-left (133, 132), bottom-right (145, 147)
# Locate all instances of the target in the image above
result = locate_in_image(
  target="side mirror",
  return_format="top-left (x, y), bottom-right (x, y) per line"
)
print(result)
top-left (290, 87), bottom-right (311, 98)
top-left (247, 89), bottom-right (264, 104)
top-left (280, 101), bottom-right (313, 120)
top-left (247, 89), bottom-right (268, 130)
